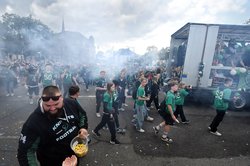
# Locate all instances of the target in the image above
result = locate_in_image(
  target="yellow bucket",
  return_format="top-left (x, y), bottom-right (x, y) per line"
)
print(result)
top-left (70, 136), bottom-right (88, 157)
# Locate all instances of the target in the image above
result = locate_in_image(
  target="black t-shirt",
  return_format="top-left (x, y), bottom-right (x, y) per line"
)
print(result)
top-left (96, 77), bottom-right (106, 93)
top-left (27, 73), bottom-right (39, 86)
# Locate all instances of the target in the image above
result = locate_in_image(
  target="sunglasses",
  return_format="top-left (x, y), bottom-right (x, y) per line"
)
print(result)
top-left (41, 95), bottom-right (61, 102)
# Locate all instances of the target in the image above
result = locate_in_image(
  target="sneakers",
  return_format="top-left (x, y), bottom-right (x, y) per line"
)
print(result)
top-left (29, 99), bottom-right (34, 105)
top-left (153, 126), bottom-right (159, 134)
top-left (6, 93), bottom-right (10, 97)
top-left (146, 116), bottom-right (154, 121)
top-left (122, 103), bottom-right (128, 107)
top-left (137, 128), bottom-right (145, 133)
top-left (102, 126), bottom-right (109, 130)
top-left (96, 113), bottom-right (101, 118)
top-left (181, 120), bottom-right (190, 124)
top-left (118, 108), bottom-right (125, 111)
top-left (131, 119), bottom-right (136, 127)
top-left (210, 131), bottom-right (222, 136)
top-left (92, 130), bottom-right (101, 137)
top-left (10, 93), bottom-right (14, 96)
top-left (161, 136), bottom-right (173, 143)
top-left (208, 126), bottom-right (211, 130)
top-left (116, 128), bottom-right (126, 133)
top-left (110, 139), bottom-right (120, 145)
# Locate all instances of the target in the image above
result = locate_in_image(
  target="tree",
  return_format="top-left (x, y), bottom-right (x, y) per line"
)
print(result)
top-left (158, 47), bottom-right (170, 60)
top-left (142, 46), bottom-right (158, 67)
top-left (1, 13), bottom-right (53, 56)
top-left (146, 46), bottom-right (158, 53)
top-left (245, 18), bottom-right (250, 24)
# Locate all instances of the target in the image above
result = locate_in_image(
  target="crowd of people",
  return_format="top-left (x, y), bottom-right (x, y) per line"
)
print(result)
top-left (1, 54), bottom-right (233, 165)
top-left (0, 54), bottom-right (103, 104)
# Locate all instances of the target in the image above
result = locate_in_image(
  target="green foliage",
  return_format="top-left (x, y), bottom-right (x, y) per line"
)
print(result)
top-left (158, 47), bottom-right (170, 60)
top-left (0, 13), bottom-right (53, 56)
top-left (245, 18), bottom-right (250, 24)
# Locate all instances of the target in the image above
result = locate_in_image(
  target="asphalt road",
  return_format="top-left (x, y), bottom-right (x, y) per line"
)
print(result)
top-left (0, 85), bottom-right (250, 166)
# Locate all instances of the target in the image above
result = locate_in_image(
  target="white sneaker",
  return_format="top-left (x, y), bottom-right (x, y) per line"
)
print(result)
top-left (6, 93), bottom-right (10, 97)
top-left (120, 108), bottom-right (125, 111)
top-left (11, 93), bottom-right (14, 96)
top-left (102, 126), bottom-right (109, 130)
top-left (109, 139), bottom-right (120, 145)
top-left (96, 113), bottom-right (101, 118)
top-left (210, 131), bottom-right (222, 136)
top-left (137, 128), bottom-right (145, 133)
top-left (131, 119), bottom-right (136, 127)
top-left (123, 103), bottom-right (128, 107)
top-left (146, 116), bottom-right (154, 121)
top-left (161, 136), bottom-right (173, 143)
top-left (153, 126), bottom-right (159, 134)
top-left (29, 99), bottom-right (34, 105)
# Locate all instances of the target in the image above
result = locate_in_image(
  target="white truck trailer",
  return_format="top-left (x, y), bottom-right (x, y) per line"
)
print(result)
top-left (167, 23), bottom-right (250, 110)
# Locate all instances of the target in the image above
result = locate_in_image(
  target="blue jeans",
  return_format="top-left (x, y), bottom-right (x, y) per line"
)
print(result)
top-left (6, 80), bottom-right (14, 94)
top-left (135, 105), bottom-right (146, 129)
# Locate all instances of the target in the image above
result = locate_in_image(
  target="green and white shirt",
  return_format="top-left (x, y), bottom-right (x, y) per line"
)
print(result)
top-left (103, 92), bottom-right (113, 112)
top-left (213, 86), bottom-right (232, 111)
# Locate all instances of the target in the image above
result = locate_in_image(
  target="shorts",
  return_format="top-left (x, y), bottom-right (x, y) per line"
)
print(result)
top-left (158, 110), bottom-right (174, 125)
top-left (28, 87), bottom-right (39, 96)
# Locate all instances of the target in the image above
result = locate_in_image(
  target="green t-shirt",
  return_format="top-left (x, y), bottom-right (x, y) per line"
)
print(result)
top-left (96, 77), bottom-right (106, 88)
top-left (165, 91), bottom-right (176, 114)
top-left (63, 71), bottom-right (72, 84)
top-left (213, 87), bottom-right (232, 111)
top-left (42, 72), bottom-right (54, 86)
top-left (103, 92), bottom-right (113, 112)
top-left (136, 86), bottom-right (145, 106)
top-left (175, 89), bottom-right (189, 105)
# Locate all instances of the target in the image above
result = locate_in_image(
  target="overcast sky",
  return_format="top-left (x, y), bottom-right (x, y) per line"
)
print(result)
top-left (0, 0), bottom-right (249, 54)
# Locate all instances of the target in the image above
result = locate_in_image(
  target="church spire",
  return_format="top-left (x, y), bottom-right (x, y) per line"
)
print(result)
top-left (62, 17), bottom-right (65, 32)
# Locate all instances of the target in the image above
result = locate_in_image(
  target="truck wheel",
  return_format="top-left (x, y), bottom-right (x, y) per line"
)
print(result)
top-left (231, 93), bottom-right (246, 110)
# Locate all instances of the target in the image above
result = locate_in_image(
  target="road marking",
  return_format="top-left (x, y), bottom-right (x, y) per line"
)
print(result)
top-left (0, 136), bottom-right (19, 139)
top-left (79, 95), bottom-right (96, 98)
